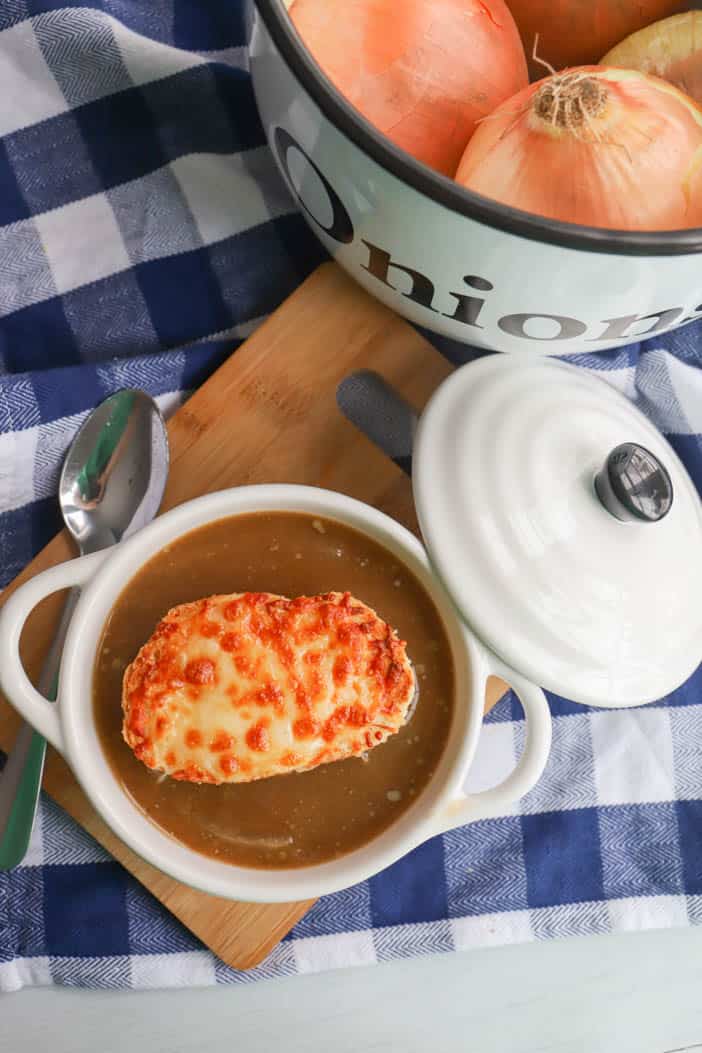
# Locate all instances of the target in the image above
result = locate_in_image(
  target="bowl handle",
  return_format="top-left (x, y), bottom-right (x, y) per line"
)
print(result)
top-left (0, 551), bottom-right (109, 755)
top-left (430, 653), bottom-right (552, 834)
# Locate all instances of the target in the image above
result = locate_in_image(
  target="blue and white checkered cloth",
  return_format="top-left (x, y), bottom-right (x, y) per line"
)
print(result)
top-left (1, 0), bottom-right (702, 994)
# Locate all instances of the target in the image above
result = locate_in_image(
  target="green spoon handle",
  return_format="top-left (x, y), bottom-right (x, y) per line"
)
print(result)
top-left (0, 587), bottom-right (79, 870)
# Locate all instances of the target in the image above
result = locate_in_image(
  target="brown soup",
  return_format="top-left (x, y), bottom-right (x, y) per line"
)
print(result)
top-left (93, 512), bottom-right (455, 869)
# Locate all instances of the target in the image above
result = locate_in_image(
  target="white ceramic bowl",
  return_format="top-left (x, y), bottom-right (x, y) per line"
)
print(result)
top-left (248, 0), bottom-right (702, 356)
top-left (0, 485), bottom-right (551, 902)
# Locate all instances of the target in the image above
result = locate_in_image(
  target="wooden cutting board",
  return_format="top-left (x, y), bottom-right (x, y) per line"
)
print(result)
top-left (0, 263), bottom-right (506, 970)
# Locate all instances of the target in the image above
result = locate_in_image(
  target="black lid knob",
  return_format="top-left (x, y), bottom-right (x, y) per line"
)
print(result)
top-left (595, 443), bottom-right (673, 524)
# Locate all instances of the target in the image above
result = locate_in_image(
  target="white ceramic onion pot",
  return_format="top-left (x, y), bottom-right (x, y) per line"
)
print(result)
top-left (0, 486), bottom-right (552, 903)
top-left (248, 0), bottom-right (702, 356)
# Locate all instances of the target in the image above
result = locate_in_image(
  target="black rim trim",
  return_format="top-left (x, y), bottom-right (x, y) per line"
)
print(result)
top-left (254, 0), bottom-right (702, 257)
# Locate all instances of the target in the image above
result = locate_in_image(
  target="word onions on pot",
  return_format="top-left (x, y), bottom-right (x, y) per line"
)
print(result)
top-left (507, 0), bottom-right (686, 79)
top-left (602, 11), bottom-right (702, 107)
top-left (287, 0), bottom-right (528, 176)
top-left (455, 67), bottom-right (702, 231)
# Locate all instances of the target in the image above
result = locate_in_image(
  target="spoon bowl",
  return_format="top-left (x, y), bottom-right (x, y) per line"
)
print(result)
top-left (61, 390), bottom-right (169, 552)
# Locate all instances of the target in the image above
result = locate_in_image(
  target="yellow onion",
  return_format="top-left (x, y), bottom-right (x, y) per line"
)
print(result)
top-left (288, 0), bottom-right (528, 176)
top-left (455, 66), bottom-right (702, 230)
top-left (507, 0), bottom-right (686, 80)
top-left (602, 11), bottom-right (702, 107)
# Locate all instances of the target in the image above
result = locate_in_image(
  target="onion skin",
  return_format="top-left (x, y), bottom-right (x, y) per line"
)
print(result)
top-left (288, 0), bottom-right (528, 176)
top-left (507, 0), bottom-right (687, 79)
top-left (455, 66), bottom-right (702, 230)
top-left (602, 11), bottom-right (702, 107)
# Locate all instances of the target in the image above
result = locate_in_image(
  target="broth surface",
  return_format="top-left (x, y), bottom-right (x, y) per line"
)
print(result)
top-left (93, 512), bottom-right (455, 868)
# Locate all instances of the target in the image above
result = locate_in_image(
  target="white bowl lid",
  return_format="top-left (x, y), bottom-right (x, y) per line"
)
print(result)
top-left (413, 356), bottom-right (702, 707)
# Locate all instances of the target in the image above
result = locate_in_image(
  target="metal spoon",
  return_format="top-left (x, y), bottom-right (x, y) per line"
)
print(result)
top-left (0, 389), bottom-right (169, 869)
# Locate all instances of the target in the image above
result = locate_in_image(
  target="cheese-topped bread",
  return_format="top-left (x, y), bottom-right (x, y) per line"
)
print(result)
top-left (122, 591), bottom-right (416, 784)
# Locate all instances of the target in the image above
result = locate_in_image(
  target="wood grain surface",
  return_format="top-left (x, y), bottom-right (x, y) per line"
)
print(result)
top-left (0, 263), bottom-right (506, 970)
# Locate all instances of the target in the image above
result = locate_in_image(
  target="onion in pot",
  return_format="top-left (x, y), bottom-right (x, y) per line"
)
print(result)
top-left (287, 0), bottom-right (528, 176)
top-left (602, 11), bottom-right (702, 107)
top-left (507, 0), bottom-right (687, 79)
top-left (455, 66), bottom-right (702, 230)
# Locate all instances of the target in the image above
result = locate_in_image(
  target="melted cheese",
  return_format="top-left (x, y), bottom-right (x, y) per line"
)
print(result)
top-left (122, 591), bottom-right (416, 784)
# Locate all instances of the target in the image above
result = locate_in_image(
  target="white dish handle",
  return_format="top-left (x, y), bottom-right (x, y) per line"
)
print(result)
top-left (0, 551), bottom-right (109, 755)
top-left (430, 652), bottom-right (552, 834)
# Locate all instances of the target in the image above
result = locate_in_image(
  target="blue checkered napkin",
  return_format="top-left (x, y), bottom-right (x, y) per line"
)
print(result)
top-left (1, 1), bottom-right (702, 995)
top-left (0, 1), bottom-right (325, 375)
